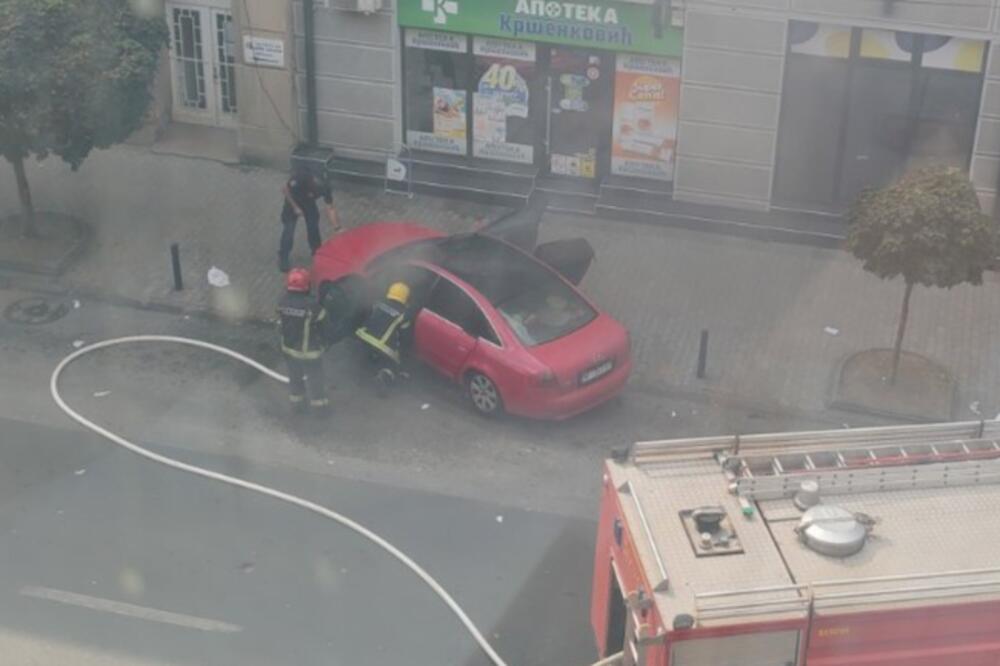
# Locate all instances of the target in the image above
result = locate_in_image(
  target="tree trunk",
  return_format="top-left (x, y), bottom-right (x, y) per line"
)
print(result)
top-left (890, 280), bottom-right (914, 385)
top-left (11, 154), bottom-right (38, 238)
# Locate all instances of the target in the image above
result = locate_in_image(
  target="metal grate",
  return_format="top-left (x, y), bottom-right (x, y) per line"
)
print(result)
top-left (214, 12), bottom-right (237, 115)
top-left (172, 8), bottom-right (207, 110)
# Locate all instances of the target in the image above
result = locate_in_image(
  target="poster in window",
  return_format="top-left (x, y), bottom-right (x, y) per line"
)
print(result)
top-left (472, 38), bottom-right (535, 164)
top-left (788, 22), bottom-right (850, 59)
top-left (408, 87), bottom-right (467, 155)
top-left (610, 55), bottom-right (680, 181)
top-left (859, 29), bottom-right (911, 62)
top-left (551, 150), bottom-right (596, 178)
top-left (921, 36), bottom-right (985, 73)
top-left (404, 28), bottom-right (467, 53)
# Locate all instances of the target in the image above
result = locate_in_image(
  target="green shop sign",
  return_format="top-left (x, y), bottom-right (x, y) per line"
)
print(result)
top-left (399, 0), bottom-right (682, 57)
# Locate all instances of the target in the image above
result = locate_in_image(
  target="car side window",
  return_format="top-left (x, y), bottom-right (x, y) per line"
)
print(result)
top-left (425, 278), bottom-right (500, 346)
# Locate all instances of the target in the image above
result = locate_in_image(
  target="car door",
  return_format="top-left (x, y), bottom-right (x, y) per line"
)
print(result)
top-left (318, 274), bottom-right (371, 345)
top-left (414, 277), bottom-right (484, 379)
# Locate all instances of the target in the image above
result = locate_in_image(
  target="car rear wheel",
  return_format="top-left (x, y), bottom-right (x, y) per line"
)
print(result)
top-left (466, 372), bottom-right (503, 417)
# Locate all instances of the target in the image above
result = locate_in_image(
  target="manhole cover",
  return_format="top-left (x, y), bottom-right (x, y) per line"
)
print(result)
top-left (4, 297), bottom-right (70, 325)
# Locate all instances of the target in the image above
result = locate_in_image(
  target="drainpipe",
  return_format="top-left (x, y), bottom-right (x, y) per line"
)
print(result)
top-left (652, 0), bottom-right (671, 39)
top-left (993, 162), bottom-right (1000, 221)
top-left (303, 0), bottom-right (319, 146)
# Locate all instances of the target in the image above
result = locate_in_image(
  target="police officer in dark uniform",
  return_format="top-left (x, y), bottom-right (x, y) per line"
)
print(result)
top-left (355, 281), bottom-right (412, 396)
top-left (277, 267), bottom-right (330, 413)
top-left (279, 169), bottom-right (340, 273)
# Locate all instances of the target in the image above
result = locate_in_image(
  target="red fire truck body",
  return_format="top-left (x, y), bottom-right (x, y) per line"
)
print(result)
top-left (590, 421), bottom-right (1000, 665)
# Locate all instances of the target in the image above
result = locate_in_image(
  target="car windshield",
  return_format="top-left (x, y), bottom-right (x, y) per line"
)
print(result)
top-left (438, 235), bottom-right (596, 346)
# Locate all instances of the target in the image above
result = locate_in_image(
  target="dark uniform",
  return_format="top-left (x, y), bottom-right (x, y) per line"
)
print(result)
top-left (279, 172), bottom-right (333, 271)
top-left (355, 297), bottom-right (412, 385)
top-left (277, 290), bottom-right (330, 410)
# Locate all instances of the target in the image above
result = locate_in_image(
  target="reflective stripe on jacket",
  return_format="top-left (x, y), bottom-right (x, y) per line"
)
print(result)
top-left (355, 299), bottom-right (410, 363)
top-left (278, 291), bottom-right (328, 359)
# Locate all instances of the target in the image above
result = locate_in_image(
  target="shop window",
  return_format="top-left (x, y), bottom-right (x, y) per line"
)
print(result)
top-left (774, 23), bottom-right (985, 211)
top-left (838, 56), bottom-right (916, 203)
top-left (472, 37), bottom-right (538, 165)
top-left (909, 68), bottom-right (981, 170)
top-left (404, 29), bottom-right (471, 156)
top-left (610, 54), bottom-right (680, 182)
top-left (773, 23), bottom-right (851, 208)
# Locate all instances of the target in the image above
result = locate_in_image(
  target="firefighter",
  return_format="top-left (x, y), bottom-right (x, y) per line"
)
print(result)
top-left (355, 281), bottom-right (412, 396)
top-left (277, 267), bottom-right (330, 413)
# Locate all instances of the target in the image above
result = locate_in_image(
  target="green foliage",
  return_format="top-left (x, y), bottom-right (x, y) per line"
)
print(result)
top-left (847, 166), bottom-right (998, 289)
top-left (0, 0), bottom-right (167, 169)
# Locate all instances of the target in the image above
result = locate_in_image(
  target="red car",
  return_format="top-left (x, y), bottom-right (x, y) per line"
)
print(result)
top-left (312, 221), bottom-right (631, 420)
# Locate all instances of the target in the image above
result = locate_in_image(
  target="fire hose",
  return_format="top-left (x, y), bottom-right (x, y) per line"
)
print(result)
top-left (51, 335), bottom-right (623, 666)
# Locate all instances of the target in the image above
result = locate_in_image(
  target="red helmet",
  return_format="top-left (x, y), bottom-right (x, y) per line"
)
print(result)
top-left (286, 267), bottom-right (311, 293)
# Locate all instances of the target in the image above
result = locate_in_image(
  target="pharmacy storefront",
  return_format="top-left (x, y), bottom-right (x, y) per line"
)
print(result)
top-left (398, 0), bottom-right (683, 183)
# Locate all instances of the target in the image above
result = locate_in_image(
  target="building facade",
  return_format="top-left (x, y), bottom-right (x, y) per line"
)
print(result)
top-left (284, 0), bottom-right (1000, 223)
top-left (678, 0), bottom-right (999, 214)
top-left (141, 0), bottom-right (299, 166)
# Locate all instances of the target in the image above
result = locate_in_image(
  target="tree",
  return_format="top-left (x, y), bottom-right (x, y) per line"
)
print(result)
top-left (847, 165), bottom-right (997, 384)
top-left (0, 0), bottom-right (166, 236)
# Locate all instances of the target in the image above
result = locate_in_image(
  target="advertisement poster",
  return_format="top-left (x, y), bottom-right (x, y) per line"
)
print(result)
top-left (551, 150), bottom-right (596, 178)
top-left (610, 54), bottom-right (680, 181)
top-left (472, 38), bottom-right (534, 164)
top-left (404, 28), bottom-right (467, 53)
top-left (408, 87), bottom-right (467, 155)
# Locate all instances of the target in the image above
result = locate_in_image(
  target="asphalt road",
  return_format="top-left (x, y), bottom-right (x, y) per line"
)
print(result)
top-left (0, 285), bottom-right (826, 665)
top-left (0, 417), bottom-right (596, 666)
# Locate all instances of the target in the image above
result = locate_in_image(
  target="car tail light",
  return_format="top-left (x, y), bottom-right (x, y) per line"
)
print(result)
top-left (536, 369), bottom-right (558, 388)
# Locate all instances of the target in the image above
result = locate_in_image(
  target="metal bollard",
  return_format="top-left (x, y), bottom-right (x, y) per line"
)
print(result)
top-left (170, 243), bottom-right (183, 291)
top-left (696, 329), bottom-right (709, 379)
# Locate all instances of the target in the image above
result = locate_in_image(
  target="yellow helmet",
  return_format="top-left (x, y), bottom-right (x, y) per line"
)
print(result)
top-left (386, 281), bottom-right (410, 305)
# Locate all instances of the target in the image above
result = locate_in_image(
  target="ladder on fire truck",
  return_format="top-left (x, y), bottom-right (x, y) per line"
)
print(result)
top-left (629, 419), bottom-right (1000, 501)
top-left (626, 420), bottom-right (1000, 622)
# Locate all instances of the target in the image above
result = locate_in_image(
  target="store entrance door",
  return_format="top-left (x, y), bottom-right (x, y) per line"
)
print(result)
top-left (544, 47), bottom-right (614, 180)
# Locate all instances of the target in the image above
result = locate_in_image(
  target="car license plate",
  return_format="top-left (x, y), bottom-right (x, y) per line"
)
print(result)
top-left (580, 360), bottom-right (614, 385)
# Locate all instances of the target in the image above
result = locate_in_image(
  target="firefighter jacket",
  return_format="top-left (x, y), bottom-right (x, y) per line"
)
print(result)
top-left (355, 298), bottom-right (411, 364)
top-left (278, 291), bottom-right (328, 360)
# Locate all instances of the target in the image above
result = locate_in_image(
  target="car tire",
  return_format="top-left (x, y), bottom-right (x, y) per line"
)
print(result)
top-left (466, 371), bottom-right (503, 417)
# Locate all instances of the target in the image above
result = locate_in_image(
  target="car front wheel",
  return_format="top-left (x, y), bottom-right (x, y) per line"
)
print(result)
top-left (466, 372), bottom-right (503, 417)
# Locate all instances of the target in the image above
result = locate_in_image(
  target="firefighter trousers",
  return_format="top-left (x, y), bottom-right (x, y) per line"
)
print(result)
top-left (284, 354), bottom-right (328, 408)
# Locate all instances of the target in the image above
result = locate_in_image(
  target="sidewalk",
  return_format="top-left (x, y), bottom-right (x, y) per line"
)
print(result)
top-left (0, 147), bottom-right (504, 321)
top-left (538, 212), bottom-right (1000, 420)
top-left (4, 146), bottom-right (1000, 420)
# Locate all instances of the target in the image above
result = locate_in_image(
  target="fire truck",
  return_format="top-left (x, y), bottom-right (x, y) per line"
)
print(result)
top-left (590, 420), bottom-right (1000, 666)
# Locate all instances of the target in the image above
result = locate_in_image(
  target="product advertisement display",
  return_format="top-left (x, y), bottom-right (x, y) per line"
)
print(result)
top-left (610, 54), bottom-right (680, 181)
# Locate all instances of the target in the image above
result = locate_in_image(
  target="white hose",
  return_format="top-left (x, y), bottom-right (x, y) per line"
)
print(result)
top-left (50, 335), bottom-right (508, 666)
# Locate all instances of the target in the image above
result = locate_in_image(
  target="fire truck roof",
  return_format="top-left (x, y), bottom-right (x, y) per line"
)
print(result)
top-left (607, 420), bottom-right (1000, 628)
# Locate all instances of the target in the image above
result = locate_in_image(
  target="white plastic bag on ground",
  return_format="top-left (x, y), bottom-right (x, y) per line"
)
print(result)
top-left (207, 266), bottom-right (230, 288)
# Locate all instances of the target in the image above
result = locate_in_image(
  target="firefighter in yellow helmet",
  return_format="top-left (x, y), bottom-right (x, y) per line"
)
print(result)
top-left (356, 281), bottom-right (412, 396)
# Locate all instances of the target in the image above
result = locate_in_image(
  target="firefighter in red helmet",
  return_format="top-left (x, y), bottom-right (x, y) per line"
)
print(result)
top-left (277, 267), bottom-right (330, 413)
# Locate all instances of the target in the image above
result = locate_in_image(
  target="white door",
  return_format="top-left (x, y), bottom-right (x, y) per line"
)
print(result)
top-left (166, 3), bottom-right (238, 127)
